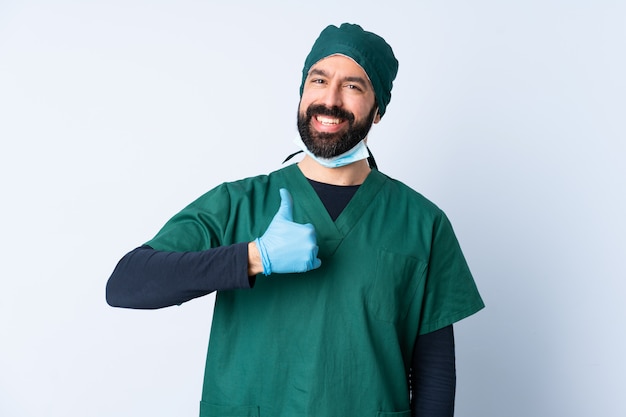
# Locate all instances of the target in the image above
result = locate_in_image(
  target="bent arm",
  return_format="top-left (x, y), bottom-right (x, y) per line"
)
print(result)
top-left (106, 242), bottom-right (254, 309)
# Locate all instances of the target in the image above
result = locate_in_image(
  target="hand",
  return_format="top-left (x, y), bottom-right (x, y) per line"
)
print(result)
top-left (254, 188), bottom-right (322, 275)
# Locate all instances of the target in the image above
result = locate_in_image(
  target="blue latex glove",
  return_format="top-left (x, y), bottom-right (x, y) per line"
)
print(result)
top-left (255, 188), bottom-right (322, 275)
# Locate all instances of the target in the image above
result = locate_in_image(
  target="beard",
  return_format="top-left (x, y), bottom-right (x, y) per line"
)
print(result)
top-left (297, 103), bottom-right (377, 159)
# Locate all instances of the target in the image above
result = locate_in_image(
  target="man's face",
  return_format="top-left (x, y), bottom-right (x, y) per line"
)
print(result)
top-left (298, 54), bottom-right (380, 159)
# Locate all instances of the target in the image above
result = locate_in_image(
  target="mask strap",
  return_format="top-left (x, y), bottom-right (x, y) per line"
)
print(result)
top-left (366, 146), bottom-right (378, 170)
top-left (282, 148), bottom-right (378, 169)
top-left (283, 150), bottom-right (303, 164)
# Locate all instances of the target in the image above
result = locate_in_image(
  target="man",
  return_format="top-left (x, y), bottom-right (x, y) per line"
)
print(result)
top-left (107, 23), bottom-right (484, 417)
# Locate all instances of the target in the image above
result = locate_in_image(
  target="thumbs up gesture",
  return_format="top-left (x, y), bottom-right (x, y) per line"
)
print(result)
top-left (253, 188), bottom-right (322, 276)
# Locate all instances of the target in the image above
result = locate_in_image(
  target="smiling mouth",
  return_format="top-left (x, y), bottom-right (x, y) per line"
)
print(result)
top-left (315, 115), bottom-right (344, 125)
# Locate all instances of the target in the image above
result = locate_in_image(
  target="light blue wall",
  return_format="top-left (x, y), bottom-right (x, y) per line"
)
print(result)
top-left (1, 1), bottom-right (624, 416)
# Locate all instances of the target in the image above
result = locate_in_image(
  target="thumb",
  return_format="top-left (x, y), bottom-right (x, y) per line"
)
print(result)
top-left (276, 188), bottom-right (294, 221)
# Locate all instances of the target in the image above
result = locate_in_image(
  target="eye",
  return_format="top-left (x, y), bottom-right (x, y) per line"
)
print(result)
top-left (346, 84), bottom-right (363, 91)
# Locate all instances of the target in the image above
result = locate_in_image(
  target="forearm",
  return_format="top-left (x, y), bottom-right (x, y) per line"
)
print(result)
top-left (106, 242), bottom-right (254, 309)
top-left (410, 325), bottom-right (456, 417)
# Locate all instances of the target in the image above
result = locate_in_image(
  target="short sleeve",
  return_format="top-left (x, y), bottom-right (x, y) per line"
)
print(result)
top-left (144, 184), bottom-right (233, 252)
top-left (418, 212), bottom-right (484, 334)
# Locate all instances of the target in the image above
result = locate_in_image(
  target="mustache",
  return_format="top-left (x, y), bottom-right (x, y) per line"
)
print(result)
top-left (306, 104), bottom-right (355, 124)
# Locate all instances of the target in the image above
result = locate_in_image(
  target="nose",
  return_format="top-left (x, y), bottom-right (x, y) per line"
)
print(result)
top-left (320, 85), bottom-right (342, 108)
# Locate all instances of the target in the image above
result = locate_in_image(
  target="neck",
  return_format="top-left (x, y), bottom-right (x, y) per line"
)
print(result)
top-left (297, 155), bottom-right (371, 185)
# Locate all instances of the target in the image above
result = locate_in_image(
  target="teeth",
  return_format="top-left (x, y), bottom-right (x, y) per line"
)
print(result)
top-left (316, 116), bottom-right (342, 125)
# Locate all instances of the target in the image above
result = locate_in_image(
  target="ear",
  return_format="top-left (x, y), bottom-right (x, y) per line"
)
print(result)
top-left (373, 110), bottom-right (382, 124)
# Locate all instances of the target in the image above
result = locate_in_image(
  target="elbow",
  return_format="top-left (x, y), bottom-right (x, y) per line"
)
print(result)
top-left (105, 275), bottom-right (150, 309)
top-left (105, 247), bottom-right (146, 309)
top-left (105, 274), bottom-right (166, 310)
top-left (105, 277), bottom-right (125, 308)
top-left (104, 246), bottom-right (177, 310)
top-left (105, 280), bottom-right (145, 309)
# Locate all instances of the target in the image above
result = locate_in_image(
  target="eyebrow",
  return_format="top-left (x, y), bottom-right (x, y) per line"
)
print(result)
top-left (308, 69), bottom-right (371, 89)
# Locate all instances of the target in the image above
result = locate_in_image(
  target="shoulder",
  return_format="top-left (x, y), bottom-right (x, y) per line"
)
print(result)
top-left (189, 166), bottom-right (293, 208)
top-left (222, 165), bottom-right (294, 191)
top-left (374, 170), bottom-right (444, 217)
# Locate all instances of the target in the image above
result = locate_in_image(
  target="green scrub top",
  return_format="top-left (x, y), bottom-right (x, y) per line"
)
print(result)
top-left (146, 164), bottom-right (484, 417)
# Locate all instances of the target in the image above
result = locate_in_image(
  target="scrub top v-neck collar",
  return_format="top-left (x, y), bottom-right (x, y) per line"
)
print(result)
top-left (279, 163), bottom-right (387, 257)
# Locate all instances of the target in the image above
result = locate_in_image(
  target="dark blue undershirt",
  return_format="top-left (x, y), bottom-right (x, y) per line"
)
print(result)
top-left (106, 179), bottom-right (455, 416)
top-left (306, 178), bottom-right (360, 221)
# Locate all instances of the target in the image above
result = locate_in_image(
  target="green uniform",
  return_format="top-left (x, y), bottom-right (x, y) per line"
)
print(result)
top-left (146, 164), bottom-right (484, 417)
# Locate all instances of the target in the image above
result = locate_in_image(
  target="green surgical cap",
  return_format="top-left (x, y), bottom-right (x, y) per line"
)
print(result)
top-left (300, 23), bottom-right (399, 117)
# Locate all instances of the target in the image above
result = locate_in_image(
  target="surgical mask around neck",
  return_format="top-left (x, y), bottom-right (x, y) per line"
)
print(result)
top-left (293, 136), bottom-right (370, 168)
